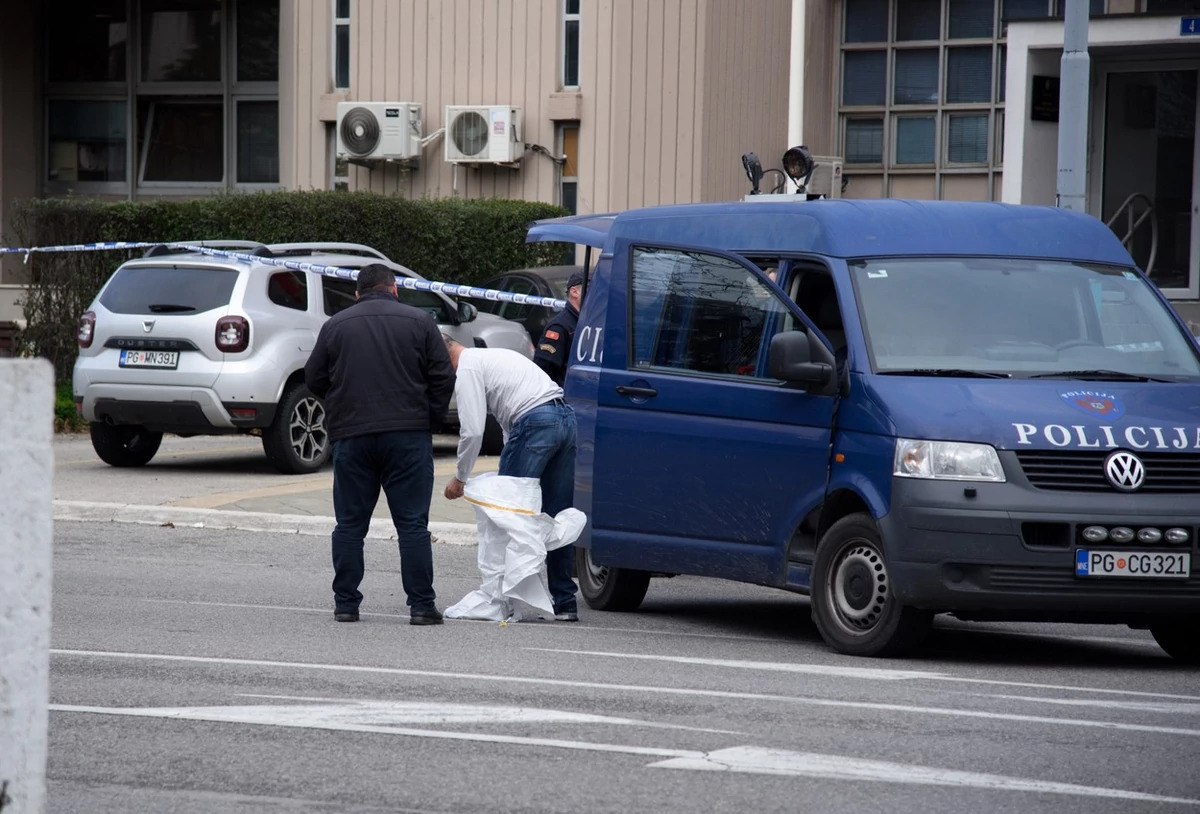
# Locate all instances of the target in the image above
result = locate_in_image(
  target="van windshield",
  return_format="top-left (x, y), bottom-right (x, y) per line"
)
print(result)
top-left (849, 258), bottom-right (1200, 380)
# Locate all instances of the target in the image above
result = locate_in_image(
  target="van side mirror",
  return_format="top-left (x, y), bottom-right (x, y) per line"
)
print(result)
top-left (458, 301), bottom-right (478, 323)
top-left (769, 331), bottom-right (834, 393)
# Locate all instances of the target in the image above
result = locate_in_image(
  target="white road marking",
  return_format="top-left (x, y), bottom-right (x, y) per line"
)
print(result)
top-left (530, 648), bottom-right (1200, 701)
top-left (971, 694), bottom-right (1200, 715)
top-left (47, 701), bottom-right (1198, 806)
top-left (648, 746), bottom-right (1200, 805)
top-left (52, 698), bottom-right (737, 734)
top-left (134, 598), bottom-right (785, 642)
top-left (230, 695), bottom-right (744, 734)
top-left (50, 649), bottom-right (1200, 738)
top-left (49, 703), bottom-right (698, 760)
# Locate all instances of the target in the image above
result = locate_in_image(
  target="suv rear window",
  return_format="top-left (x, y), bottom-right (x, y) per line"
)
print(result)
top-left (99, 265), bottom-right (238, 315)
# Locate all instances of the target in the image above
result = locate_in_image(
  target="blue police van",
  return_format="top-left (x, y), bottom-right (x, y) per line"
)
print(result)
top-left (527, 199), bottom-right (1200, 662)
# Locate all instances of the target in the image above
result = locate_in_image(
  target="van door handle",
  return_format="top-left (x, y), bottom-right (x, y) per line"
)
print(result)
top-left (616, 385), bottom-right (657, 398)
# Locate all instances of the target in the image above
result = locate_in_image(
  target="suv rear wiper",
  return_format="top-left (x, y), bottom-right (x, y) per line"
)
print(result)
top-left (1027, 369), bottom-right (1174, 383)
top-left (147, 303), bottom-right (197, 313)
top-left (879, 368), bottom-right (1011, 379)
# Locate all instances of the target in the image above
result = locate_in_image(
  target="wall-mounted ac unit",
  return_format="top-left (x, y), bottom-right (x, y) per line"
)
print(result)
top-left (444, 105), bottom-right (523, 163)
top-left (336, 102), bottom-right (423, 161)
top-left (805, 156), bottom-right (844, 198)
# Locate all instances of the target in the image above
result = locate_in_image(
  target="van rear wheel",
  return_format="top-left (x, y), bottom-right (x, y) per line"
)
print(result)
top-left (576, 546), bottom-right (650, 611)
top-left (1150, 620), bottom-right (1200, 664)
top-left (90, 422), bottom-right (163, 467)
top-left (812, 513), bottom-right (931, 657)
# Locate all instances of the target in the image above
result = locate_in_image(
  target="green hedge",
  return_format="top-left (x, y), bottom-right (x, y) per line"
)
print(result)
top-left (8, 192), bottom-right (569, 380)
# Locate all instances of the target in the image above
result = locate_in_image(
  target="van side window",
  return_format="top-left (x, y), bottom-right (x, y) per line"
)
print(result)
top-left (630, 247), bottom-right (794, 379)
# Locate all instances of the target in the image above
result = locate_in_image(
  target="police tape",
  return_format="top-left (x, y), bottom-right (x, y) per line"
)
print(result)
top-left (0, 241), bottom-right (568, 310)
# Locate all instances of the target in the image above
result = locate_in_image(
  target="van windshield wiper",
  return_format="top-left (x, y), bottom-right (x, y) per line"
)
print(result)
top-left (147, 303), bottom-right (197, 313)
top-left (1027, 369), bottom-right (1174, 383)
top-left (879, 368), bottom-right (1011, 379)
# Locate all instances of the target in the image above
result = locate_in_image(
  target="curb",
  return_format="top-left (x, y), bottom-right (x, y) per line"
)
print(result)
top-left (52, 501), bottom-right (479, 546)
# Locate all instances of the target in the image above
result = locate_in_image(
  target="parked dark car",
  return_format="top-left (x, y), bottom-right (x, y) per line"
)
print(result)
top-left (476, 265), bottom-right (582, 343)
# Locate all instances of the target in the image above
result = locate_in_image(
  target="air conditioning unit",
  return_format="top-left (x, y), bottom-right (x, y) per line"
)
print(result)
top-left (336, 102), bottom-right (422, 161)
top-left (444, 105), bottom-right (523, 163)
top-left (805, 156), bottom-right (844, 198)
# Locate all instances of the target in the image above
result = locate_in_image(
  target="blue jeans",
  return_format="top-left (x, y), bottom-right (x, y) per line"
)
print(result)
top-left (498, 401), bottom-right (578, 615)
top-left (331, 431), bottom-right (436, 613)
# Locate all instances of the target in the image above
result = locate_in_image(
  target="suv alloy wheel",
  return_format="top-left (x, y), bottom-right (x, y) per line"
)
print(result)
top-left (262, 384), bottom-right (330, 474)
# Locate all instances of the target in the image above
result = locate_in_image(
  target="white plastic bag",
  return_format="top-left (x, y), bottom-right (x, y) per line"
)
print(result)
top-left (445, 473), bottom-right (586, 621)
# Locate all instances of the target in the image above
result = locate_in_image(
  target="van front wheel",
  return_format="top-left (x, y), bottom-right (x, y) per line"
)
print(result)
top-left (812, 513), bottom-right (931, 657)
top-left (576, 546), bottom-right (650, 611)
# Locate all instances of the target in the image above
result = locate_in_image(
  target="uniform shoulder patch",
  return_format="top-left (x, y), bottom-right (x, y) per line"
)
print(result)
top-left (544, 329), bottom-right (560, 341)
top-left (539, 343), bottom-right (557, 354)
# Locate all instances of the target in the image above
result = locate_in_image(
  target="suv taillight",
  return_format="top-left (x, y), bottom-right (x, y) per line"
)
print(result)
top-left (216, 316), bottom-right (250, 353)
top-left (77, 311), bottom-right (96, 348)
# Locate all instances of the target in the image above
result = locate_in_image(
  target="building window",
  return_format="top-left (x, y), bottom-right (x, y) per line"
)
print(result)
top-left (333, 0), bottom-right (350, 89)
top-left (139, 0), bottom-right (222, 83)
top-left (840, 0), bottom-right (1009, 199)
top-left (48, 100), bottom-right (128, 183)
top-left (45, 0), bottom-right (279, 194)
top-left (558, 123), bottom-right (579, 214)
top-left (846, 118), bottom-right (884, 164)
top-left (895, 116), bottom-right (936, 164)
top-left (48, 0), bottom-right (128, 82)
top-left (562, 0), bottom-right (580, 89)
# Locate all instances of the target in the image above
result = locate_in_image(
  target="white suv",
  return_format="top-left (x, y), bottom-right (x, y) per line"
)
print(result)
top-left (72, 242), bottom-right (533, 473)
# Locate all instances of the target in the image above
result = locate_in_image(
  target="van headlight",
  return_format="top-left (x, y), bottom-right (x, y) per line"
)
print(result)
top-left (894, 439), bottom-right (1006, 482)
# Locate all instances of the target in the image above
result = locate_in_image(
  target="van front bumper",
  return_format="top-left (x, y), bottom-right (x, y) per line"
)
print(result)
top-left (879, 476), bottom-right (1200, 621)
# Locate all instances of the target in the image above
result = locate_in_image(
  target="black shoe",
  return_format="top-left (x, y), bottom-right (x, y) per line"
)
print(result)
top-left (554, 611), bottom-right (579, 622)
top-left (334, 611), bottom-right (359, 623)
top-left (410, 608), bottom-right (444, 626)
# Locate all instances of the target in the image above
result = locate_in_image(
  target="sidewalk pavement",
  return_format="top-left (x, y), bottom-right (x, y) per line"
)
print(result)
top-left (52, 433), bottom-right (488, 545)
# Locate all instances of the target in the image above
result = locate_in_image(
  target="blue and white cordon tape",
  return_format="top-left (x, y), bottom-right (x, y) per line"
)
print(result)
top-left (0, 240), bottom-right (567, 310)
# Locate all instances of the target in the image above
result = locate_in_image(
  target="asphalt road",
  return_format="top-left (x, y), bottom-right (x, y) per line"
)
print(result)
top-left (48, 518), bottom-right (1200, 814)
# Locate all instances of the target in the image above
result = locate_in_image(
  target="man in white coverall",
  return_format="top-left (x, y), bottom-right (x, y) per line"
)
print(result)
top-left (441, 335), bottom-right (580, 621)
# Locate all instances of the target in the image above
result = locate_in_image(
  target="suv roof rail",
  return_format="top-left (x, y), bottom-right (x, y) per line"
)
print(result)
top-left (265, 242), bottom-right (392, 262)
top-left (141, 239), bottom-right (268, 258)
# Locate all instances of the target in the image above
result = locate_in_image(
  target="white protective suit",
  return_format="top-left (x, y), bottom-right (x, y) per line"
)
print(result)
top-left (445, 473), bottom-right (586, 621)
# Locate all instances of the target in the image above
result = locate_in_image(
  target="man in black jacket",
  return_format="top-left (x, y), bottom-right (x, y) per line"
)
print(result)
top-left (305, 264), bottom-right (456, 626)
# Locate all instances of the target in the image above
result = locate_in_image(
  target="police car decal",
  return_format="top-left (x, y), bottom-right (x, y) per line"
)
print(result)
top-left (1059, 389), bottom-right (1124, 419)
top-left (1012, 423), bottom-right (1200, 449)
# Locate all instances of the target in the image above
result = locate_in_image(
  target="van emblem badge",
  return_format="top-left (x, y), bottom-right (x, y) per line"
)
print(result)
top-left (1060, 389), bottom-right (1124, 419)
top-left (1105, 451), bottom-right (1145, 491)
top-left (143, 320), bottom-right (155, 333)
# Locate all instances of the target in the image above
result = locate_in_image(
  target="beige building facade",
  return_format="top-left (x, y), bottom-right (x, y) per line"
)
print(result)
top-left (282, 0), bottom-right (792, 209)
top-left (1, 0), bottom-right (1197, 326)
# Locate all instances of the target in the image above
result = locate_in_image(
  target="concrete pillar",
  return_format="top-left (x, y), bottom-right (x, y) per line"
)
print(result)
top-left (0, 359), bottom-right (54, 814)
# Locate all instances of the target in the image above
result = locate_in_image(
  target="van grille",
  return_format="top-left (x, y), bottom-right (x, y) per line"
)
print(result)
top-left (1015, 451), bottom-right (1200, 493)
top-left (988, 564), bottom-right (1200, 594)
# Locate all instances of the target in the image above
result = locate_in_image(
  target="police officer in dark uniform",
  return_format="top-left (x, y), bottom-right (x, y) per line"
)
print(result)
top-left (532, 268), bottom-right (585, 386)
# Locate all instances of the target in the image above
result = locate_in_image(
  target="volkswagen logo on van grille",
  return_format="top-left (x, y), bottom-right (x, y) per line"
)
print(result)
top-left (1105, 450), bottom-right (1145, 491)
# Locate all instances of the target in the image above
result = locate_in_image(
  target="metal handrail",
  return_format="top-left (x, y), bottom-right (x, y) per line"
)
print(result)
top-left (1104, 192), bottom-right (1157, 276)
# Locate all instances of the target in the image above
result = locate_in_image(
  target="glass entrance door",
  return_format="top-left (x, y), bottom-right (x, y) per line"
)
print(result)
top-left (1094, 66), bottom-right (1199, 298)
